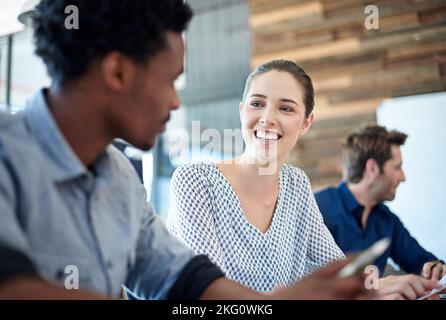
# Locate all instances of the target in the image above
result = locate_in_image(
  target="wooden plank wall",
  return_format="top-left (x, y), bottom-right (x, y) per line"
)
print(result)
top-left (249, 0), bottom-right (446, 189)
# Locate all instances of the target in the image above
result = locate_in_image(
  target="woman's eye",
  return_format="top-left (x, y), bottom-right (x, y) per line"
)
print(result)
top-left (251, 102), bottom-right (262, 108)
top-left (281, 106), bottom-right (294, 112)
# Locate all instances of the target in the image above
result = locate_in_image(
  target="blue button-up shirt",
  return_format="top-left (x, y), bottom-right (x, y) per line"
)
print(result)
top-left (315, 182), bottom-right (439, 275)
top-left (0, 89), bottom-right (195, 298)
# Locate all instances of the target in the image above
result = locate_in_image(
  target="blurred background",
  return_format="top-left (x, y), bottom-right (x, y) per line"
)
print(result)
top-left (0, 0), bottom-right (445, 259)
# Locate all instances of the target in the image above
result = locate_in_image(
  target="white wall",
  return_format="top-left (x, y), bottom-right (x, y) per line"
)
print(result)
top-left (377, 92), bottom-right (446, 261)
top-left (0, 0), bottom-right (27, 36)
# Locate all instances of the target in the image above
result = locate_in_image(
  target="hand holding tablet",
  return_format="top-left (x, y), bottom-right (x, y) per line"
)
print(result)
top-left (337, 238), bottom-right (390, 278)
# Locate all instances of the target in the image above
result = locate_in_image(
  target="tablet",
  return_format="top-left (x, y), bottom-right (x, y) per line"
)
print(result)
top-left (337, 238), bottom-right (391, 278)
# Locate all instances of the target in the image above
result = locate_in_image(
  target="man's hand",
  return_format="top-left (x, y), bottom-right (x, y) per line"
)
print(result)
top-left (272, 259), bottom-right (372, 300)
top-left (201, 259), bottom-right (373, 300)
top-left (0, 276), bottom-right (105, 300)
top-left (422, 261), bottom-right (446, 281)
top-left (377, 274), bottom-right (441, 300)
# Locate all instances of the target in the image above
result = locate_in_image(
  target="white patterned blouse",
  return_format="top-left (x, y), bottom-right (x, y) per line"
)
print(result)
top-left (166, 162), bottom-right (345, 292)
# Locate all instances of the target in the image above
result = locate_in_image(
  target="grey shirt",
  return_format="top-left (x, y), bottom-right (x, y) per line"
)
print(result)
top-left (0, 89), bottom-right (195, 298)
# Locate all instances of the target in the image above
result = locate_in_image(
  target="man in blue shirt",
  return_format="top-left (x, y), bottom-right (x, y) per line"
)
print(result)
top-left (0, 0), bottom-right (371, 300)
top-left (315, 125), bottom-right (445, 281)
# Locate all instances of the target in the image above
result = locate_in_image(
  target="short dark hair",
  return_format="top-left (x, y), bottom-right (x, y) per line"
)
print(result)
top-left (33, 0), bottom-right (193, 85)
top-left (242, 59), bottom-right (315, 118)
top-left (343, 125), bottom-right (408, 183)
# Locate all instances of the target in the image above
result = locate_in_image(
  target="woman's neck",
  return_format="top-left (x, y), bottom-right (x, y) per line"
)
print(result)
top-left (220, 153), bottom-right (284, 190)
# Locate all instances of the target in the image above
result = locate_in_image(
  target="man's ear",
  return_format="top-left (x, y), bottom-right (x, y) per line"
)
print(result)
top-left (301, 112), bottom-right (314, 136)
top-left (364, 158), bottom-right (380, 180)
top-left (101, 52), bottom-right (135, 92)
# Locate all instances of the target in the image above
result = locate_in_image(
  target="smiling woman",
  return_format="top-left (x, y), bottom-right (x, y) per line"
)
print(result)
top-left (166, 59), bottom-right (346, 292)
top-left (240, 66), bottom-right (314, 167)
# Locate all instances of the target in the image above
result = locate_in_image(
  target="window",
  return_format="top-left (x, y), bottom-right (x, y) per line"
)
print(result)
top-left (10, 29), bottom-right (50, 108)
top-left (0, 36), bottom-right (8, 106)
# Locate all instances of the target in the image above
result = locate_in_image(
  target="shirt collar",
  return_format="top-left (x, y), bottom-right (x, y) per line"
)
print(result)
top-left (24, 89), bottom-right (109, 182)
top-left (337, 181), bottom-right (362, 213)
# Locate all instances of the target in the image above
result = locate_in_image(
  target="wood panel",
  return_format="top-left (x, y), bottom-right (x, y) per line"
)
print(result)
top-left (249, 0), bottom-right (446, 189)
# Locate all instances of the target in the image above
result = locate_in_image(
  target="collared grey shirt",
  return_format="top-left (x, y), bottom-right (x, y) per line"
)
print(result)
top-left (0, 89), bottom-right (195, 298)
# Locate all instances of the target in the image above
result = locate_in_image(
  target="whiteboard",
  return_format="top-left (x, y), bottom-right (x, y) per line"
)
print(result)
top-left (377, 92), bottom-right (446, 261)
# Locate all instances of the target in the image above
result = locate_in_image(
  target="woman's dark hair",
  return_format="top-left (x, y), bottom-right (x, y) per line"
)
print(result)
top-left (33, 0), bottom-right (193, 85)
top-left (242, 59), bottom-right (315, 118)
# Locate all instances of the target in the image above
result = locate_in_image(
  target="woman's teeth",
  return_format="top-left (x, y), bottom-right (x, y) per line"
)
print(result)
top-left (255, 130), bottom-right (281, 141)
